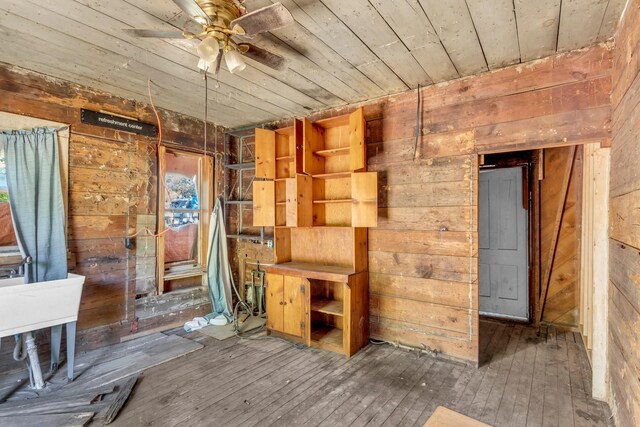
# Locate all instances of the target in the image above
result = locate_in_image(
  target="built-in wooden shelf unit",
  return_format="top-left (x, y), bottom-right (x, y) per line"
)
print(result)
top-left (252, 107), bottom-right (376, 357)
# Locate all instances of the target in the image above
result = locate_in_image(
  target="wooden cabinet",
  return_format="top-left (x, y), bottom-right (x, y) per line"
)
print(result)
top-left (309, 272), bottom-right (369, 357)
top-left (252, 180), bottom-right (275, 226)
top-left (254, 108), bottom-right (374, 357)
top-left (303, 108), bottom-right (366, 177)
top-left (265, 273), bottom-right (308, 339)
top-left (286, 174), bottom-right (312, 227)
top-left (311, 171), bottom-right (377, 227)
top-left (255, 120), bottom-right (303, 179)
top-left (351, 172), bottom-right (378, 227)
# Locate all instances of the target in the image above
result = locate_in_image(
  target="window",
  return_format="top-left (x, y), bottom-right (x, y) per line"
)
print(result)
top-left (0, 147), bottom-right (19, 256)
top-left (157, 147), bottom-right (212, 294)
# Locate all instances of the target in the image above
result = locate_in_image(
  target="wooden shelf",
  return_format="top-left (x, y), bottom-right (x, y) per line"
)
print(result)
top-left (276, 155), bottom-right (294, 161)
top-left (312, 172), bottom-right (351, 180)
top-left (311, 299), bottom-right (343, 316)
top-left (313, 147), bottom-right (349, 157)
top-left (313, 199), bottom-right (352, 204)
top-left (276, 202), bottom-right (286, 206)
top-left (311, 325), bottom-right (343, 348)
top-left (275, 178), bottom-right (288, 182)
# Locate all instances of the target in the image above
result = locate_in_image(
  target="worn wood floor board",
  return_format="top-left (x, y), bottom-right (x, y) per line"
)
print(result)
top-left (254, 345), bottom-right (389, 426)
top-left (505, 326), bottom-right (539, 426)
top-left (244, 346), bottom-right (380, 426)
top-left (450, 322), bottom-right (509, 414)
top-left (182, 348), bottom-right (335, 426)
top-left (35, 321), bottom-right (611, 427)
top-left (477, 324), bottom-right (525, 425)
top-left (366, 357), bottom-right (437, 427)
top-left (543, 328), bottom-right (561, 427)
top-left (396, 362), bottom-right (455, 426)
top-left (225, 350), bottom-right (344, 427)
top-left (185, 351), bottom-right (322, 425)
top-left (526, 326), bottom-right (549, 427)
top-left (114, 340), bottom-right (297, 426)
top-left (571, 338), bottom-right (610, 426)
top-left (556, 336), bottom-right (575, 427)
top-left (466, 323), bottom-right (516, 419)
top-left (379, 358), bottom-right (441, 427)
top-left (271, 346), bottom-right (398, 426)
top-left (111, 338), bottom-right (278, 419)
top-left (412, 364), bottom-right (466, 427)
top-left (142, 346), bottom-right (304, 427)
top-left (333, 349), bottom-right (424, 427)
top-left (120, 336), bottom-right (267, 395)
top-left (493, 325), bottom-right (533, 426)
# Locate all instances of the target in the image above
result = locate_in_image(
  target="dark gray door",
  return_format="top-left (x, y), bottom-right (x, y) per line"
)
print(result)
top-left (479, 167), bottom-right (528, 320)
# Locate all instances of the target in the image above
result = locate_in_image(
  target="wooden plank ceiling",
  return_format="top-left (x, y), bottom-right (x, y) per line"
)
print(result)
top-left (0, 0), bottom-right (626, 129)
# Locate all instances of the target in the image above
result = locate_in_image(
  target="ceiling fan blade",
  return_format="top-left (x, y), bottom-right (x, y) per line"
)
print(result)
top-left (231, 3), bottom-right (294, 36)
top-left (241, 44), bottom-right (286, 71)
top-left (172, 0), bottom-right (211, 25)
top-left (123, 29), bottom-right (186, 38)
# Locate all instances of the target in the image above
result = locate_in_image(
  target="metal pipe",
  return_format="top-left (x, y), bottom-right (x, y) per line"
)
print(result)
top-left (24, 332), bottom-right (45, 389)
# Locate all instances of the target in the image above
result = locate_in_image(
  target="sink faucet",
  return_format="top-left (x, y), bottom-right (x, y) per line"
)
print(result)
top-left (18, 256), bottom-right (32, 277)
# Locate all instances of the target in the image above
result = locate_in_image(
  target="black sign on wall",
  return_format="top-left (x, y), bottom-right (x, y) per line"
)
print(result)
top-left (80, 109), bottom-right (158, 137)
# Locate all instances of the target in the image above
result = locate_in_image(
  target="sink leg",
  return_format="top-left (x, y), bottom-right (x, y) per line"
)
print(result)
top-left (66, 321), bottom-right (76, 382)
top-left (50, 325), bottom-right (62, 372)
top-left (24, 332), bottom-right (45, 389)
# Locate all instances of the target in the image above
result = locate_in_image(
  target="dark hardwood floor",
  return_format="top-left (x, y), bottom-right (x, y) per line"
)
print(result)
top-left (112, 320), bottom-right (613, 427)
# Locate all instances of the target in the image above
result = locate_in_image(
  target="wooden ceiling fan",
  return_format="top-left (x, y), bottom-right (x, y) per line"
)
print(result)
top-left (124, 0), bottom-right (294, 74)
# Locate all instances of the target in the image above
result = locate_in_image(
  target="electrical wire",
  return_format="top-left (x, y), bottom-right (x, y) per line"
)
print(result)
top-left (147, 79), bottom-right (162, 148)
top-left (412, 83), bottom-right (421, 161)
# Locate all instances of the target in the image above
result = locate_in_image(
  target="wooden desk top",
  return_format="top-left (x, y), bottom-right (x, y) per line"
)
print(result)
top-left (263, 262), bottom-right (356, 283)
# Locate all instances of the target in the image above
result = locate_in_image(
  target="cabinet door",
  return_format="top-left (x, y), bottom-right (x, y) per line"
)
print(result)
top-left (265, 274), bottom-right (284, 332)
top-left (352, 172), bottom-right (378, 227)
top-left (286, 174), bottom-right (313, 227)
top-left (282, 275), bottom-right (307, 338)
top-left (349, 107), bottom-right (365, 172)
top-left (253, 181), bottom-right (275, 226)
top-left (255, 128), bottom-right (276, 179)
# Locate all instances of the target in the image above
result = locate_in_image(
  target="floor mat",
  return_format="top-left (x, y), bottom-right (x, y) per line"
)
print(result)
top-left (197, 316), bottom-right (264, 340)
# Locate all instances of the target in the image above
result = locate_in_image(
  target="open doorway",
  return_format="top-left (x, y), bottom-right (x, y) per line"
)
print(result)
top-left (478, 148), bottom-right (583, 326)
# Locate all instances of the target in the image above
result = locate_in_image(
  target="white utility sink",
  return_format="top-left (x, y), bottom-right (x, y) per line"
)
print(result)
top-left (0, 273), bottom-right (85, 338)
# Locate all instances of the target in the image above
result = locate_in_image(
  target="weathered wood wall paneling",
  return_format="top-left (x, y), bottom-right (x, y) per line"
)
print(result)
top-left (235, 44), bottom-right (612, 364)
top-left (609, 0), bottom-right (640, 424)
top-left (0, 64), bottom-right (219, 355)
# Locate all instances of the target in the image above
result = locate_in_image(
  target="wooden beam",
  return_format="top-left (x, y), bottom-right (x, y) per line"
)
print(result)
top-left (590, 145), bottom-right (610, 400)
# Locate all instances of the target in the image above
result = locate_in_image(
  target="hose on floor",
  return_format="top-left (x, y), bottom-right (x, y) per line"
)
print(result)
top-left (13, 334), bottom-right (27, 361)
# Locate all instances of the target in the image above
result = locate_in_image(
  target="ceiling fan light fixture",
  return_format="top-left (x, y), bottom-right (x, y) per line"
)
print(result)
top-left (225, 48), bottom-right (246, 74)
top-left (197, 58), bottom-right (216, 72)
top-left (196, 36), bottom-right (220, 63)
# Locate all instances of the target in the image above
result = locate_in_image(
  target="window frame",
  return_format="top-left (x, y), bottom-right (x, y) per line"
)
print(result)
top-left (156, 146), bottom-right (213, 294)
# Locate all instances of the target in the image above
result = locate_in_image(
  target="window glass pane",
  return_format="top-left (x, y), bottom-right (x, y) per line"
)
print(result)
top-left (164, 151), bottom-right (200, 265)
top-left (0, 148), bottom-right (19, 251)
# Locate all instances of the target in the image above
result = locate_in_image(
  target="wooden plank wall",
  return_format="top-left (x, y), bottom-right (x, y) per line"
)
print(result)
top-left (539, 146), bottom-right (582, 326)
top-left (238, 43), bottom-right (612, 364)
top-left (609, 0), bottom-right (640, 424)
top-left (0, 63), bottom-right (219, 353)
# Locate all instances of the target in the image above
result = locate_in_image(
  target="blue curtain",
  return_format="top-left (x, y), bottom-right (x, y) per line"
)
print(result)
top-left (205, 197), bottom-right (233, 320)
top-left (0, 127), bottom-right (67, 283)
